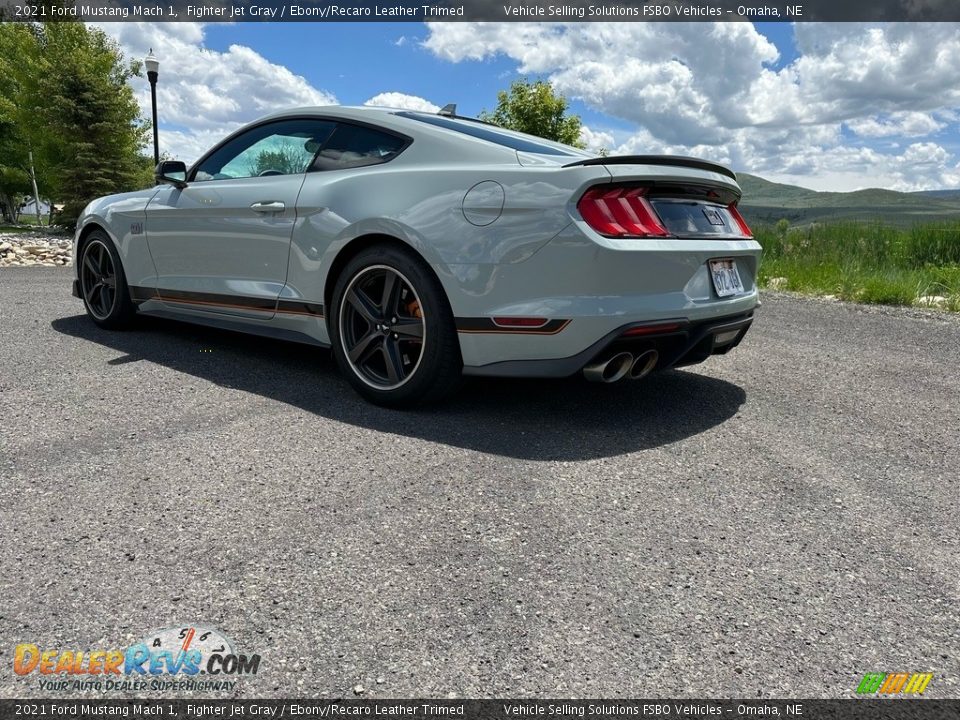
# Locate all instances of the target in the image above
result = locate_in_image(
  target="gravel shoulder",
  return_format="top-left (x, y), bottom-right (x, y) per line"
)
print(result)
top-left (1, 268), bottom-right (957, 699)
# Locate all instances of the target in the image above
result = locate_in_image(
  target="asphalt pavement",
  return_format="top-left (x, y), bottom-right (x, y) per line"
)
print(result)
top-left (1, 267), bottom-right (958, 699)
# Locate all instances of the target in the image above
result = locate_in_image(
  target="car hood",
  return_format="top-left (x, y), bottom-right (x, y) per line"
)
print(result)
top-left (82, 186), bottom-right (163, 220)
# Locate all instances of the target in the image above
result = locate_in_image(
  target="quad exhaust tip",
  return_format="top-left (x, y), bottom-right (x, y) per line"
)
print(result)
top-left (628, 349), bottom-right (658, 380)
top-left (583, 349), bottom-right (659, 383)
top-left (583, 352), bottom-right (634, 383)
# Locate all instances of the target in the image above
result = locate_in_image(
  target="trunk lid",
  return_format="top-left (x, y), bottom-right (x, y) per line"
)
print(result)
top-left (565, 154), bottom-right (749, 239)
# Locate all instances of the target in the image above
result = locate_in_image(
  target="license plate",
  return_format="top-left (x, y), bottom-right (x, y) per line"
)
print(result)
top-left (709, 259), bottom-right (744, 297)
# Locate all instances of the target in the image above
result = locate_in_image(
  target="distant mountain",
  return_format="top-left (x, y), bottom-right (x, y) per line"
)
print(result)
top-left (735, 173), bottom-right (960, 227)
top-left (911, 189), bottom-right (960, 201)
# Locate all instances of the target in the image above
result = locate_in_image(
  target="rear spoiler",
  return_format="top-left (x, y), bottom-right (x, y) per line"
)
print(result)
top-left (563, 155), bottom-right (737, 181)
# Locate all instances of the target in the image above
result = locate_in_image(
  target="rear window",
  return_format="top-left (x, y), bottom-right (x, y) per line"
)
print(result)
top-left (395, 112), bottom-right (581, 156)
top-left (311, 124), bottom-right (408, 171)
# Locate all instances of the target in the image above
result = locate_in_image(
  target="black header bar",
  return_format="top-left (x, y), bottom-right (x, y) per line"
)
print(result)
top-left (0, 699), bottom-right (958, 719)
top-left (4, 0), bottom-right (960, 22)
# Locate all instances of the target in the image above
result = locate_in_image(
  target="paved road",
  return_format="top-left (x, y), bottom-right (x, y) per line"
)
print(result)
top-left (1, 267), bottom-right (958, 700)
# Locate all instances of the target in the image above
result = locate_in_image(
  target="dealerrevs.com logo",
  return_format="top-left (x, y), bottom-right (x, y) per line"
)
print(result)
top-left (856, 672), bottom-right (934, 695)
top-left (14, 626), bottom-right (261, 692)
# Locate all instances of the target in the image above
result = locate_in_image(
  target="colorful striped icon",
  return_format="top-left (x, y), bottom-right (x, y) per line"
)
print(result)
top-left (856, 672), bottom-right (933, 694)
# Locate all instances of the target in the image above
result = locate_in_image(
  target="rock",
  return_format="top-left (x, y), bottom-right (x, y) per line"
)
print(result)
top-left (0, 231), bottom-right (71, 267)
top-left (916, 295), bottom-right (948, 308)
top-left (352, 684), bottom-right (365, 696)
top-left (767, 276), bottom-right (789, 290)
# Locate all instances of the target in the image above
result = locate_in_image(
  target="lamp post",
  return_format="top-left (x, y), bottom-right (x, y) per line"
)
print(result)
top-left (145, 49), bottom-right (159, 165)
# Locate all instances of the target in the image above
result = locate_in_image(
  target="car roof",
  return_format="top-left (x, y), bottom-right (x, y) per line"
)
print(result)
top-left (253, 105), bottom-right (593, 163)
top-left (253, 105), bottom-right (439, 134)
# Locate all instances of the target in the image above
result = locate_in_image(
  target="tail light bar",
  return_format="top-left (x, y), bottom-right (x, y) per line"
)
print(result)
top-left (577, 186), bottom-right (669, 238)
top-left (727, 203), bottom-right (753, 238)
top-left (577, 184), bottom-right (754, 239)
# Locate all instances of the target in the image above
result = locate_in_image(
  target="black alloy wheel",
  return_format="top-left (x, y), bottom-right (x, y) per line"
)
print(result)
top-left (331, 244), bottom-right (461, 407)
top-left (79, 231), bottom-right (136, 329)
top-left (340, 264), bottom-right (426, 390)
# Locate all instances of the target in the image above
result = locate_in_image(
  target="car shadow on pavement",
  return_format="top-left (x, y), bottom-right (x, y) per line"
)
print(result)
top-left (52, 314), bottom-right (747, 460)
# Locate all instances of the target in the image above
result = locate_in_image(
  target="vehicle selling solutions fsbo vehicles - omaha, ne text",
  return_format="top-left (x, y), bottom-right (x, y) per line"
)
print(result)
top-left (73, 105), bottom-right (760, 406)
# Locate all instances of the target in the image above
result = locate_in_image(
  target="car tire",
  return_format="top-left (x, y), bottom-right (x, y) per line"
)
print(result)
top-left (78, 230), bottom-right (136, 330)
top-left (330, 244), bottom-right (462, 407)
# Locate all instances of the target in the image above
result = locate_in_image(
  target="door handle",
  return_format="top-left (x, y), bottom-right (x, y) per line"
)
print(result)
top-left (250, 201), bottom-right (285, 213)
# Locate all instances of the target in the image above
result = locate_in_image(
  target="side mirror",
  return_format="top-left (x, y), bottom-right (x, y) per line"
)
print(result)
top-left (155, 160), bottom-right (188, 189)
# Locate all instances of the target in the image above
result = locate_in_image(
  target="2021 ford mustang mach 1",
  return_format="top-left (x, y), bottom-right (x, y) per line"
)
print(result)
top-left (73, 105), bottom-right (760, 406)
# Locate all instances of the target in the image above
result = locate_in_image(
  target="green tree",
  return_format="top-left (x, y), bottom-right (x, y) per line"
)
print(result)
top-left (247, 142), bottom-right (309, 177)
top-left (0, 22), bottom-right (151, 226)
top-left (480, 79), bottom-right (586, 148)
top-left (33, 23), bottom-right (150, 223)
top-left (0, 25), bottom-right (39, 223)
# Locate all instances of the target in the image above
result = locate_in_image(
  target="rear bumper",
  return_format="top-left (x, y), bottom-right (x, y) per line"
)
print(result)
top-left (462, 310), bottom-right (754, 378)
top-left (444, 217), bottom-right (762, 369)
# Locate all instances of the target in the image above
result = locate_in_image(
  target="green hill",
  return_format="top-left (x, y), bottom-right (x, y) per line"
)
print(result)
top-left (736, 173), bottom-right (960, 227)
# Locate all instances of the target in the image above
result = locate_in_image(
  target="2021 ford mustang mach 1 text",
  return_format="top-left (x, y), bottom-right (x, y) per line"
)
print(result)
top-left (73, 106), bottom-right (761, 406)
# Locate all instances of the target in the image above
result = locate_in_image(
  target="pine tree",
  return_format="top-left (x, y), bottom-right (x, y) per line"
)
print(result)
top-left (0, 21), bottom-right (151, 226)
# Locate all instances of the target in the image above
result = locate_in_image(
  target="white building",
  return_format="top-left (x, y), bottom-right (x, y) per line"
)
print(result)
top-left (20, 198), bottom-right (51, 216)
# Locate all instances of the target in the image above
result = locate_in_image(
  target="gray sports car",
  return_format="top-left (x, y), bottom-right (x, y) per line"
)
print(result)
top-left (73, 105), bottom-right (760, 406)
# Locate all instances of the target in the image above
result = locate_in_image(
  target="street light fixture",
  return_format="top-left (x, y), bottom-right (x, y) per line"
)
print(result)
top-left (145, 49), bottom-right (159, 165)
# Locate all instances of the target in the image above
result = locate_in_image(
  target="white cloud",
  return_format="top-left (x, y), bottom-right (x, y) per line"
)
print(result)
top-left (94, 22), bottom-right (336, 160)
top-left (578, 125), bottom-right (615, 153)
top-left (364, 92), bottom-right (440, 113)
top-left (762, 142), bottom-right (960, 192)
top-left (424, 22), bottom-right (780, 142)
top-left (423, 22), bottom-right (960, 190)
top-left (847, 111), bottom-right (946, 138)
top-left (152, 127), bottom-right (243, 165)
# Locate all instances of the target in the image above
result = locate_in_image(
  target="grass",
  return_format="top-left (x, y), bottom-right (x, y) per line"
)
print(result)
top-left (1, 215), bottom-right (50, 228)
top-left (755, 221), bottom-right (960, 311)
top-left (0, 221), bottom-right (68, 235)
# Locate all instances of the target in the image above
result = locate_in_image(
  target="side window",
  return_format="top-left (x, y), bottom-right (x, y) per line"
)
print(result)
top-left (192, 119), bottom-right (337, 182)
top-left (311, 124), bottom-right (408, 171)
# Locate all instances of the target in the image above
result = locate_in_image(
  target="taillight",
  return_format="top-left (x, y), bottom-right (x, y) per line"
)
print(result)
top-left (727, 203), bottom-right (753, 237)
top-left (577, 186), bottom-right (669, 238)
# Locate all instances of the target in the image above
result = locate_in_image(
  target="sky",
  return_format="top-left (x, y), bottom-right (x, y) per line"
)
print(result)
top-left (95, 21), bottom-right (960, 192)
